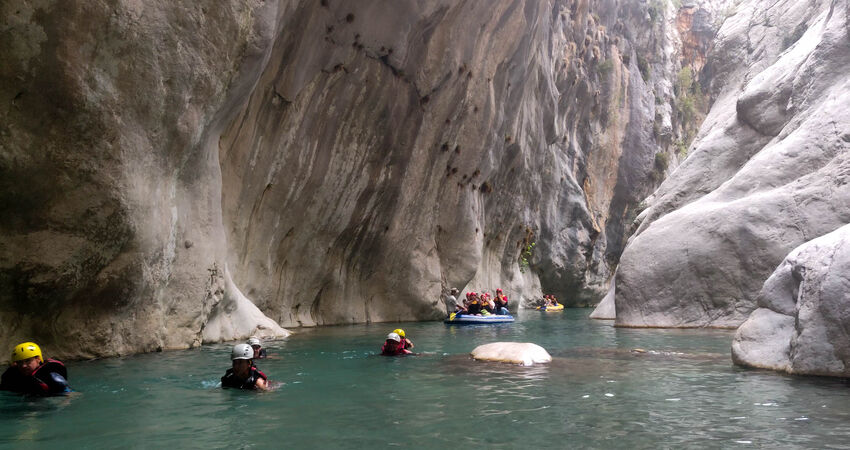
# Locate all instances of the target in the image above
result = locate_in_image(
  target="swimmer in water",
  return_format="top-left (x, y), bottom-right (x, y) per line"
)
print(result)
top-left (221, 343), bottom-right (269, 390)
top-left (381, 333), bottom-right (412, 356)
top-left (0, 342), bottom-right (71, 396)
top-left (392, 329), bottom-right (414, 351)
top-left (247, 336), bottom-right (267, 359)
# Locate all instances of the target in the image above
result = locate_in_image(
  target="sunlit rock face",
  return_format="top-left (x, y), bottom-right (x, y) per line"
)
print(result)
top-left (1, 0), bottom-right (697, 357)
top-left (614, 0), bottom-right (850, 328)
top-left (733, 225), bottom-right (850, 377)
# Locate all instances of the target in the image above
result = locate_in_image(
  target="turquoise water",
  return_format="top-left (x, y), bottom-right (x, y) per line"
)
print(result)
top-left (2, 310), bottom-right (850, 448)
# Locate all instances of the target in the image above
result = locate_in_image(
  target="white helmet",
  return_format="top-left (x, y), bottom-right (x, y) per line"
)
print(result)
top-left (231, 343), bottom-right (253, 360)
top-left (386, 332), bottom-right (401, 342)
top-left (247, 337), bottom-right (261, 347)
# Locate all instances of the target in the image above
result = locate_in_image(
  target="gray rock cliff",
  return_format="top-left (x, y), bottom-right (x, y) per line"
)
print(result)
top-left (612, 0), bottom-right (850, 328)
top-left (0, 1), bottom-right (290, 357)
top-left (0, 0), bottom-right (718, 357)
top-left (219, 0), bottom-right (697, 328)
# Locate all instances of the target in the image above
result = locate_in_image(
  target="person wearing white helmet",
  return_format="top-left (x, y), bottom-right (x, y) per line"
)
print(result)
top-left (380, 332), bottom-right (412, 356)
top-left (221, 343), bottom-right (269, 390)
top-left (247, 337), bottom-right (267, 359)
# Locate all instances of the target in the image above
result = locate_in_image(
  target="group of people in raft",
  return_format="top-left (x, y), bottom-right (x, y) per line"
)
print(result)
top-left (444, 287), bottom-right (510, 316)
top-left (1, 288), bottom-right (522, 394)
top-left (541, 294), bottom-right (561, 307)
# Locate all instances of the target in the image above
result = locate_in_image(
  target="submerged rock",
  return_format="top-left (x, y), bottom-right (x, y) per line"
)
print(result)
top-left (471, 342), bottom-right (552, 366)
top-left (732, 224), bottom-right (850, 377)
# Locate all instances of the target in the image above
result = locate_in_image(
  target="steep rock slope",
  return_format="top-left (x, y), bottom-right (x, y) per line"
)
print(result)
top-left (613, 0), bottom-right (850, 327)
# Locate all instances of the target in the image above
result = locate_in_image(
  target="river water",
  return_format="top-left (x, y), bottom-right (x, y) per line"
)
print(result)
top-left (2, 309), bottom-right (850, 448)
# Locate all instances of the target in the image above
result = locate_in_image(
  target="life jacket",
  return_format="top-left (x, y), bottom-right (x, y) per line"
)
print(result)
top-left (381, 341), bottom-right (410, 356)
top-left (221, 366), bottom-right (267, 390)
top-left (0, 359), bottom-right (70, 396)
top-left (402, 338), bottom-right (413, 350)
top-left (482, 301), bottom-right (494, 313)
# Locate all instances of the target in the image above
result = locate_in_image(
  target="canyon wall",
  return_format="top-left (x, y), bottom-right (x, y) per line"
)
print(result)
top-left (0, 0), bottom-right (289, 358)
top-left (1, 0), bottom-right (708, 357)
top-left (218, 0), bottom-right (697, 327)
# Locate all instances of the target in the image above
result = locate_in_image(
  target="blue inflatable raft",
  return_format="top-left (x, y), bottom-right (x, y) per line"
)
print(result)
top-left (444, 313), bottom-right (515, 324)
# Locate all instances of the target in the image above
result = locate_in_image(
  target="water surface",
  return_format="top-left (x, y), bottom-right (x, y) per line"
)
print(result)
top-left (2, 310), bottom-right (850, 448)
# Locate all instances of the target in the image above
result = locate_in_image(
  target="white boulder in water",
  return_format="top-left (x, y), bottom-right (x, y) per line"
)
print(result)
top-left (471, 342), bottom-right (552, 366)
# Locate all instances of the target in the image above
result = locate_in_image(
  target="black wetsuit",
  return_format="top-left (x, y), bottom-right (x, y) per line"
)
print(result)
top-left (0, 359), bottom-right (71, 396)
top-left (256, 348), bottom-right (267, 359)
top-left (494, 296), bottom-right (509, 314)
top-left (221, 366), bottom-right (267, 390)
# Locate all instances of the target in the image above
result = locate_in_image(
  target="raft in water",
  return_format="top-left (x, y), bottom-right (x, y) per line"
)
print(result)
top-left (535, 303), bottom-right (564, 311)
top-left (444, 314), bottom-right (515, 324)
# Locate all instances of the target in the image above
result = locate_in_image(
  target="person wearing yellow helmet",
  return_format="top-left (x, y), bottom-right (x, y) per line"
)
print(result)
top-left (392, 329), bottom-right (414, 350)
top-left (0, 342), bottom-right (71, 396)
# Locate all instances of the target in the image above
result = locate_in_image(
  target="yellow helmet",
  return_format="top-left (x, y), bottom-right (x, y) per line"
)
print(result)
top-left (12, 342), bottom-right (42, 363)
top-left (392, 329), bottom-right (405, 338)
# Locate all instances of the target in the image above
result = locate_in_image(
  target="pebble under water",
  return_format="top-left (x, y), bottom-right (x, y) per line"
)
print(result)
top-left (2, 310), bottom-right (850, 448)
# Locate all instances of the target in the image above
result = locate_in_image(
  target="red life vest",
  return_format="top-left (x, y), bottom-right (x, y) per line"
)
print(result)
top-left (381, 341), bottom-right (410, 356)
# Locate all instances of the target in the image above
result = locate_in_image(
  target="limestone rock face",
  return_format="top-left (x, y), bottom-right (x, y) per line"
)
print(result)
top-left (219, 0), bottom-right (716, 327)
top-left (1, 0), bottom-right (706, 357)
top-left (0, 0), bottom-right (290, 358)
top-left (732, 225), bottom-right (850, 377)
top-left (614, 0), bottom-right (850, 328)
top-left (471, 342), bottom-right (552, 366)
